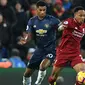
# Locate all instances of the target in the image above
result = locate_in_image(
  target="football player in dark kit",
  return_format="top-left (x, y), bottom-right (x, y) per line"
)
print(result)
top-left (19, 1), bottom-right (60, 85)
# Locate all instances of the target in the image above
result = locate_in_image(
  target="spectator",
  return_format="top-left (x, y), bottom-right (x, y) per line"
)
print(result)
top-left (53, 0), bottom-right (65, 19)
top-left (29, 4), bottom-right (37, 17)
top-left (25, 48), bottom-right (35, 64)
top-left (0, 0), bottom-right (17, 53)
top-left (43, 0), bottom-right (55, 15)
top-left (12, 1), bottom-right (28, 60)
top-left (0, 0), bottom-right (17, 29)
top-left (71, 0), bottom-right (85, 11)
top-left (60, 6), bottom-right (74, 20)
top-left (9, 48), bottom-right (26, 68)
top-left (18, 0), bottom-right (30, 11)
top-left (63, 0), bottom-right (72, 11)
top-left (0, 13), bottom-right (11, 58)
top-left (71, 0), bottom-right (83, 7)
top-left (13, 1), bottom-right (28, 45)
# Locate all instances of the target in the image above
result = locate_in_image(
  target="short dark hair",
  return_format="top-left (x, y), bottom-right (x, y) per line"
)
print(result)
top-left (11, 48), bottom-right (20, 56)
top-left (73, 6), bottom-right (84, 13)
top-left (36, 0), bottom-right (47, 7)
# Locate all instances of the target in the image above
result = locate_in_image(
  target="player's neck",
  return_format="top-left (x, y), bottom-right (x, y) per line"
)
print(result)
top-left (38, 16), bottom-right (46, 20)
top-left (74, 18), bottom-right (82, 25)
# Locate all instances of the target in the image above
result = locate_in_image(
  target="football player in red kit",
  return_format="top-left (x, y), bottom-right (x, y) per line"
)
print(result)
top-left (48, 6), bottom-right (85, 85)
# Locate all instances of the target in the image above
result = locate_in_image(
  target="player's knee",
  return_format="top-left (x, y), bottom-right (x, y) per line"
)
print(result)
top-left (39, 67), bottom-right (46, 71)
top-left (48, 76), bottom-right (56, 84)
top-left (40, 63), bottom-right (50, 71)
top-left (39, 65), bottom-right (46, 71)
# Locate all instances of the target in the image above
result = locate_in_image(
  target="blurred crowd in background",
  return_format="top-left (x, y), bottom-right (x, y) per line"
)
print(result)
top-left (0, 0), bottom-right (85, 68)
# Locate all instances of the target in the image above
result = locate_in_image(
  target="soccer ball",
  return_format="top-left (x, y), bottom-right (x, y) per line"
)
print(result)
top-left (77, 71), bottom-right (85, 84)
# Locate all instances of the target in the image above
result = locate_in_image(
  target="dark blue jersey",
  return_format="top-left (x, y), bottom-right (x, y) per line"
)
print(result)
top-left (26, 15), bottom-right (60, 48)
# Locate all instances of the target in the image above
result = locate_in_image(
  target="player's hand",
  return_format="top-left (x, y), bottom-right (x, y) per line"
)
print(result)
top-left (18, 36), bottom-right (27, 45)
top-left (58, 25), bottom-right (67, 31)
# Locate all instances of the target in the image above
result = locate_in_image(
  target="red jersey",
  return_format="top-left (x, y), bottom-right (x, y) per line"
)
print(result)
top-left (58, 18), bottom-right (85, 55)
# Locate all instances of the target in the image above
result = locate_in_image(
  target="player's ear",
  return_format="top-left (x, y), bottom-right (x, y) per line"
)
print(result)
top-left (74, 12), bottom-right (78, 17)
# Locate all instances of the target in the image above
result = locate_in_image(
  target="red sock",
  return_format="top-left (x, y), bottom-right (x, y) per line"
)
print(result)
top-left (76, 81), bottom-right (82, 85)
top-left (48, 76), bottom-right (56, 84)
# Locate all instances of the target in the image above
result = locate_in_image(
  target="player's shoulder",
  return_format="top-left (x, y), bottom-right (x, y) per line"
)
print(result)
top-left (46, 15), bottom-right (60, 22)
top-left (81, 23), bottom-right (85, 27)
top-left (29, 16), bottom-right (37, 21)
top-left (63, 17), bottom-right (73, 24)
top-left (47, 14), bottom-right (54, 18)
top-left (28, 16), bottom-right (38, 24)
top-left (46, 14), bottom-right (57, 19)
top-left (64, 17), bottom-right (73, 21)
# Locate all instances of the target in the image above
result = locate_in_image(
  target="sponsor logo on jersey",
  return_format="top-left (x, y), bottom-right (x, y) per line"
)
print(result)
top-left (72, 30), bottom-right (84, 38)
top-left (36, 29), bottom-right (47, 35)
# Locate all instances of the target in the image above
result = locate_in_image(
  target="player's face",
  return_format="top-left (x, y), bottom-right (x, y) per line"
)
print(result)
top-left (37, 6), bottom-right (46, 19)
top-left (74, 10), bottom-right (85, 24)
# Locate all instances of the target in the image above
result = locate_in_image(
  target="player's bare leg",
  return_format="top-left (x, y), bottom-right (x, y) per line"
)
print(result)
top-left (23, 68), bottom-right (35, 85)
top-left (34, 58), bottom-right (51, 85)
top-left (48, 66), bottom-right (62, 85)
top-left (73, 63), bottom-right (85, 85)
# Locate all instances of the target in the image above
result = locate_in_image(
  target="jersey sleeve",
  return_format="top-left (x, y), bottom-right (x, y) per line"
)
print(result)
top-left (63, 19), bottom-right (69, 28)
top-left (26, 19), bottom-right (33, 33)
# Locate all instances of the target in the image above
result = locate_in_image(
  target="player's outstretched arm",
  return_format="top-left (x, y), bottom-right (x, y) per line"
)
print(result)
top-left (58, 22), bottom-right (67, 31)
top-left (58, 24), bottom-right (67, 31)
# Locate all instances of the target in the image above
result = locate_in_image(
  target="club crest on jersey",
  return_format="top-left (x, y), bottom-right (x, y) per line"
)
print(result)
top-left (75, 27), bottom-right (78, 29)
top-left (44, 24), bottom-right (49, 28)
top-left (63, 21), bottom-right (68, 24)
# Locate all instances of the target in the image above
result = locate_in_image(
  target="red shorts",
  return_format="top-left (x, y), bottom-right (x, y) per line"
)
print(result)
top-left (54, 48), bottom-right (84, 67)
